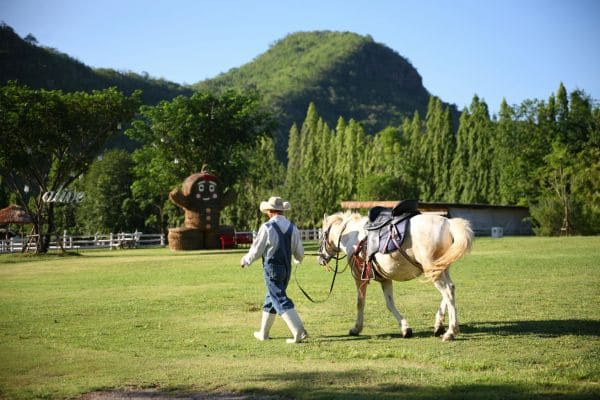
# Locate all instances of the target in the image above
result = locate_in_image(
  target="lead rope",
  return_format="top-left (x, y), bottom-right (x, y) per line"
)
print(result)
top-left (295, 221), bottom-right (349, 303)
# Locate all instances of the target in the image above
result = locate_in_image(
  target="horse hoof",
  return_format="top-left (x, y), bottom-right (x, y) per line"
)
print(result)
top-left (349, 328), bottom-right (360, 336)
top-left (442, 333), bottom-right (455, 341)
top-left (402, 328), bottom-right (413, 338)
top-left (434, 326), bottom-right (446, 337)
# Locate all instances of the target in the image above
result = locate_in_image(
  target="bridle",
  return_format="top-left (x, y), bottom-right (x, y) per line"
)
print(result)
top-left (317, 220), bottom-right (348, 265)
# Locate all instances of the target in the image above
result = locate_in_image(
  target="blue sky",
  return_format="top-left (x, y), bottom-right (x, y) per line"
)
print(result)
top-left (2, 0), bottom-right (599, 114)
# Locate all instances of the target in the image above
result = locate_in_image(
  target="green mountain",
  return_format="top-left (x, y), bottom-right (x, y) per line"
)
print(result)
top-left (0, 23), bottom-right (192, 105)
top-left (194, 31), bottom-right (455, 157)
top-left (1, 25), bottom-right (456, 159)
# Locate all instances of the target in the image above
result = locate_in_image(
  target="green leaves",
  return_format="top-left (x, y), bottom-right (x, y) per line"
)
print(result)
top-left (75, 150), bottom-right (143, 234)
top-left (125, 89), bottom-right (273, 233)
top-left (280, 84), bottom-right (599, 235)
top-left (0, 82), bottom-right (141, 251)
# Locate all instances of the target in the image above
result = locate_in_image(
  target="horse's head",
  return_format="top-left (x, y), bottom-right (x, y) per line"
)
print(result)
top-left (317, 213), bottom-right (345, 267)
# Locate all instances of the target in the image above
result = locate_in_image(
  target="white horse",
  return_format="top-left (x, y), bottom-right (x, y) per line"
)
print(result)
top-left (317, 211), bottom-right (473, 341)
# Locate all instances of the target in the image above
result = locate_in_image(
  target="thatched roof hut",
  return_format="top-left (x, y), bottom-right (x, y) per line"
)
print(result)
top-left (0, 204), bottom-right (33, 225)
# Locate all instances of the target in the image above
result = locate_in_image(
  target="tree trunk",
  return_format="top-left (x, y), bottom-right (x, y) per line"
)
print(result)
top-left (41, 203), bottom-right (55, 253)
top-left (30, 199), bottom-right (43, 254)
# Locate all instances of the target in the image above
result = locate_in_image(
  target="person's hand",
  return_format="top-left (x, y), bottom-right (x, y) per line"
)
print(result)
top-left (240, 256), bottom-right (247, 268)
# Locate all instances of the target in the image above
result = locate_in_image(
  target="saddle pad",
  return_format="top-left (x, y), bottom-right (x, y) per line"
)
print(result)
top-left (380, 218), bottom-right (410, 254)
top-left (366, 213), bottom-right (417, 259)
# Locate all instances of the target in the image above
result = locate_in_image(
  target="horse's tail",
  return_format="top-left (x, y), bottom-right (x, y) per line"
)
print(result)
top-left (425, 218), bottom-right (474, 281)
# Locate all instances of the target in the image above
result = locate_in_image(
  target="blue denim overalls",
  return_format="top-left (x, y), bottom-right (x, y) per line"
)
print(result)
top-left (262, 220), bottom-right (295, 315)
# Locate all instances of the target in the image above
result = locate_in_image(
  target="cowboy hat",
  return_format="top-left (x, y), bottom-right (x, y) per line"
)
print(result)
top-left (260, 196), bottom-right (291, 213)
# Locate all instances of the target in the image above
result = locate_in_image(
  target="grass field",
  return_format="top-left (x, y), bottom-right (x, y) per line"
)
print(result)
top-left (0, 236), bottom-right (599, 399)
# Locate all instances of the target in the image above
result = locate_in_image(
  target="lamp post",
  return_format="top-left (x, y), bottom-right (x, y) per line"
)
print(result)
top-left (22, 184), bottom-right (31, 245)
top-left (23, 184), bottom-right (29, 206)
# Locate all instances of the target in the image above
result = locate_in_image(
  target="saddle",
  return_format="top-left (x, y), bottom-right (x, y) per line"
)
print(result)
top-left (365, 200), bottom-right (420, 260)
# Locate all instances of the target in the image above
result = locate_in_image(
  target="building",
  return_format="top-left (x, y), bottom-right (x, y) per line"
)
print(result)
top-left (340, 201), bottom-right (532, 236)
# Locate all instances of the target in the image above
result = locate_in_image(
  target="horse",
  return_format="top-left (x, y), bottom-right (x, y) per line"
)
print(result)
top-left (317, 211), bottom-right (473, 341)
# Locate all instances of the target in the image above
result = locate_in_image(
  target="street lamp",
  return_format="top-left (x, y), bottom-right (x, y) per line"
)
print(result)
top-left (22, 184), bottom-right (30, 210)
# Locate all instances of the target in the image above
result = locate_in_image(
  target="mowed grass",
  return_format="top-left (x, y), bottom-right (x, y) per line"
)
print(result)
top-left (0, 236), bottom-right (598, 399)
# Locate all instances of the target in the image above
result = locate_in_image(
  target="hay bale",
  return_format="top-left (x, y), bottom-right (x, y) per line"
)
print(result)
top-left (168, 227), bottom-right (204, 251)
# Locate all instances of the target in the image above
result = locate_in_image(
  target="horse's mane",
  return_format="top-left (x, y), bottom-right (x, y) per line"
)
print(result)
top-left (324, 211), bottom-right (363, 229)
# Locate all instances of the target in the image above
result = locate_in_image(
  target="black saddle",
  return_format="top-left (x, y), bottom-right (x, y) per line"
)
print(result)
top-left (365, 200), bottom-right (420, 259)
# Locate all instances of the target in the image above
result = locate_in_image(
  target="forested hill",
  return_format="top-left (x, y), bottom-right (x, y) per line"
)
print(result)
top-left (1, 25), bottom-right (457, 159)
top-left (194, 31), bottom-right (456, 157)
top-left (0, 23), bottom-right (192, 105)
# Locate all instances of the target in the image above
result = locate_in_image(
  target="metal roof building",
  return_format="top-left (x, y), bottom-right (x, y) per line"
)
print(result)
top-left (340, 201), bottom-right (532, 236)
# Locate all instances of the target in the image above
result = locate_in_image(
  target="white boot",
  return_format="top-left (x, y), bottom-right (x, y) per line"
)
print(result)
top-left (253, 311), bottom-right (276, 341)
top-left (281, 309), bottom-right (308, 343)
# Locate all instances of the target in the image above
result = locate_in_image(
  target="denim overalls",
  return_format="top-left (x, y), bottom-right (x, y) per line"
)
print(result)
top-left (262, 220), bottom-right (295, 315)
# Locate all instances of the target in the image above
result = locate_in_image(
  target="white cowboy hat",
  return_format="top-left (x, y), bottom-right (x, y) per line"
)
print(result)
top-left (260, 196), bottom-right (291, 213)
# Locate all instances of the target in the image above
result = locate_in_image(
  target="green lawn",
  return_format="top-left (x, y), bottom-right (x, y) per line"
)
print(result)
top-left (0, 236), bottom-right (599, 399)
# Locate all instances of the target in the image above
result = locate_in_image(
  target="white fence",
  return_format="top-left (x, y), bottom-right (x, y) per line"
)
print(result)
top-left (238, 228), bottom-right (321, 242)
top-left (299, 228), bottom-right (322, 241)
top-left (0, 228), bottom-right (322, 254)
top-left (0, 232), bottom-right (165, 253)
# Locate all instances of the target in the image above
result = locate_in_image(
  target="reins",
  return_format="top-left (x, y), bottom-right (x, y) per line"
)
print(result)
top-left (294, 220), bottom-right (349, 303)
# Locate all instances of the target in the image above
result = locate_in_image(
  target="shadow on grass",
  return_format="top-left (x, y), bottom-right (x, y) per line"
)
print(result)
top-left (312, 319), bottom-right (600, 342)
top-left (462, 319), bottom-right (600, 337)
top-left (245, 370), bottom-right (598, 400)
top-left (79, 377), bottom-right (599, 400)
top-left (315, 332), bottom-right (435, 342)
top-left (309, 334), bottom-right (371, 343)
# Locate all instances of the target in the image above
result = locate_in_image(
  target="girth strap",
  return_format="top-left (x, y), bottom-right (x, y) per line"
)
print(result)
top-left (353, 237), bottom-right (424, 282)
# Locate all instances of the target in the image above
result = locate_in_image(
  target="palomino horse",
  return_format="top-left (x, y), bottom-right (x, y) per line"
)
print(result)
top-left (317, 211), bottom-right (473, 341)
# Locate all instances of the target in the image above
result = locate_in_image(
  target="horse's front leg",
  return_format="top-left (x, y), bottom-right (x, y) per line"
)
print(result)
top-left (434, 270), bottom-right (458, 341)
top-left (349, 278), bottom-right (367, 336)
top-left (380, 280), bottom-right (412, 338)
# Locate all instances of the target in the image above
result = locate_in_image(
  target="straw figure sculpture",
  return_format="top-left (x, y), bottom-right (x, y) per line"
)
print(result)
top-left (168, 168), bottom-right (234, 250)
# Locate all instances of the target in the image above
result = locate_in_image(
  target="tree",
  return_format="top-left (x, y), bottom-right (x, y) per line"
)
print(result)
top-left (423, 97), bottom-right (455, 201)
top-left (449, 96), bottom-right (494, 203)
top-left (356, 173), bottom-right (408, 201)
top-left (495, 99), bottom-right (530, 205)
top-left (281, 118), bottom-right (338, 225)
top-left (358, 125), bottom-right (417, 201)
top-left (530, 86), bottom-right (600, 235)
top-left (340, 119), bottom-right (368, 201)
top-left (569, 146), bottom-right (600, 234)
top-left (449, 108), bottom-right (470, 202)
top-left (224, 136), bottom-right (285, 231)
top-left (0, 82), bottom-right (141, 253)
top-left (24, 33), bottom-right (38, 45)
top-left (403, 111), bottom-right (425, 199)
top-left (284, 103), bottom-right (331, 226)
top-left (75, 149), bottom-right (143, 234)
top-left (126, 90), bottom-right (273, 233)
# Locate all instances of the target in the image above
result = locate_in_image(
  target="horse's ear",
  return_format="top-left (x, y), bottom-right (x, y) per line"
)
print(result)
top-left (323, 213), bottom-right (328, 220)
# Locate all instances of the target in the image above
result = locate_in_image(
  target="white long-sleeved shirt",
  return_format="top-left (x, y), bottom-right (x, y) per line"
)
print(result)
top-left (241, 215), bottom-right (304, 267)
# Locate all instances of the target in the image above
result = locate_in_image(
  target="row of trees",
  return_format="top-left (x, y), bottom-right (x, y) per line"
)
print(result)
top-left (0, 83), bottom-right (274, 252)
top-left (278, 85), bottom-right (599, 234)
top-left (2, 82), bottom-right (598, 254)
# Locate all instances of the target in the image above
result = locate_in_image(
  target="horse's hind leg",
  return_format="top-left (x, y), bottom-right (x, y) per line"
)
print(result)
top-left (434, 270), bottom-right (458, 341)
top-left (433, 296), bottom-right (448, 337)
top-left (349, 278), bottom-right (367, 336)
top-left (381, 280), bottom-right (412, 338)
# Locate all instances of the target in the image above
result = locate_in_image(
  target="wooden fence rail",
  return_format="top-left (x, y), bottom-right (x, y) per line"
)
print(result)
top-left (0, 229), bottom-right (322, 253)
top-left (0, 232), bottom-right (165, 253)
